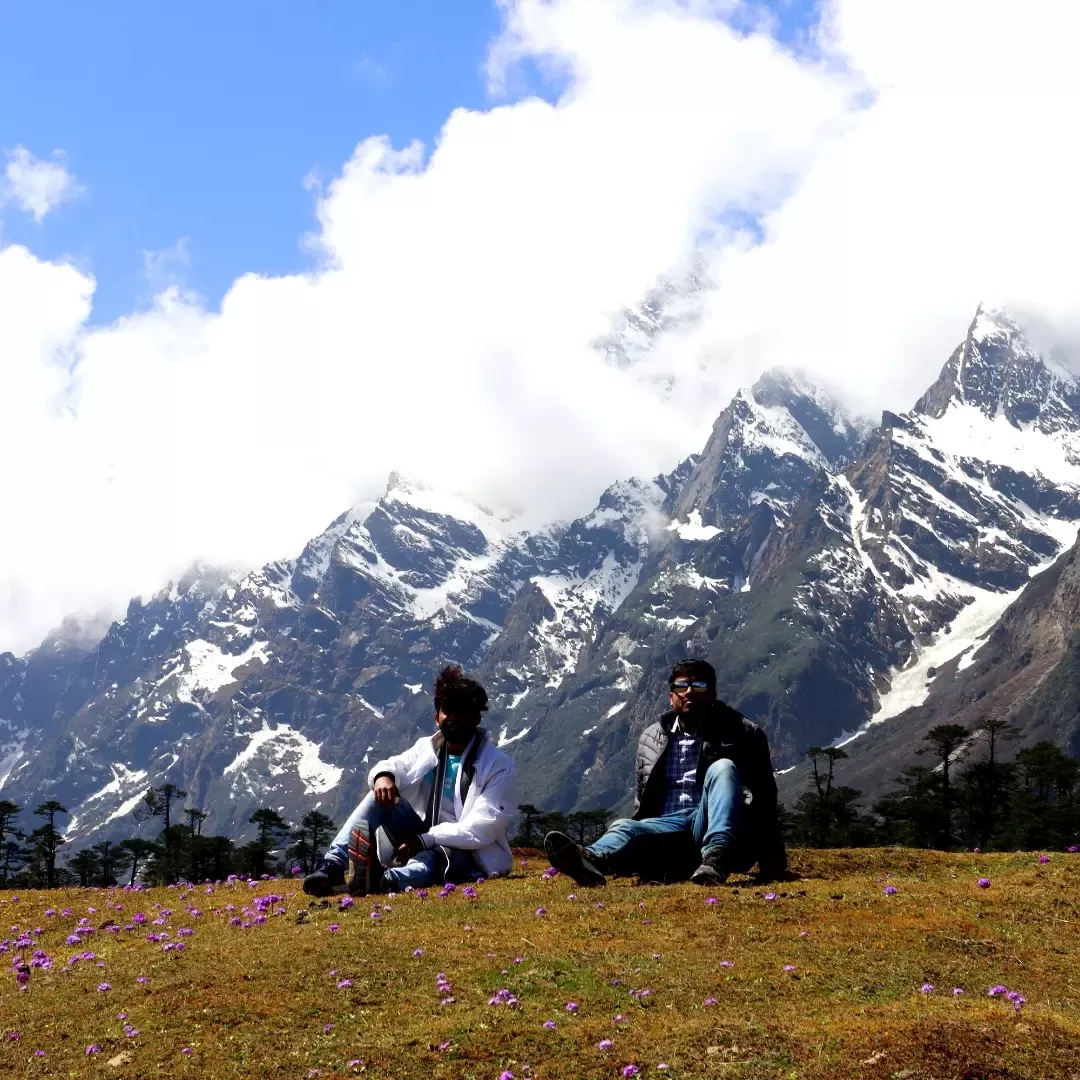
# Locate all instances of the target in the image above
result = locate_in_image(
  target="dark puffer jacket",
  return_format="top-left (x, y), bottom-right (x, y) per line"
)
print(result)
top-left (634, 700), bottom-right (787, 877)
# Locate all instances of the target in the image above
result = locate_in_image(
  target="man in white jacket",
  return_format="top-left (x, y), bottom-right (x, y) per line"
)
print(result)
top-left (303, 665), bottom-right (517, 896)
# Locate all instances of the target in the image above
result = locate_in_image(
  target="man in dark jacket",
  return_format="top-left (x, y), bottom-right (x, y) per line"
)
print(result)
top-left (544, 659), bottom-right (788, 886)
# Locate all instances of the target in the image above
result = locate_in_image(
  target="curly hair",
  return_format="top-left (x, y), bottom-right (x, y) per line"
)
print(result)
top-left (433, 664), bottom-right (489, 718)
top-left (668, 658), bottom-right (716, 688)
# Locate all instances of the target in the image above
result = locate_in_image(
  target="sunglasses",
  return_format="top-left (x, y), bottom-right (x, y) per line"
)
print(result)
top-left (670, 679), bottom-right (711, 692)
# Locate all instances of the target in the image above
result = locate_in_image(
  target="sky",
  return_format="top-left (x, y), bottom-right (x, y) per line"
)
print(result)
top-left (3, 0), bottom-right (1080, 653)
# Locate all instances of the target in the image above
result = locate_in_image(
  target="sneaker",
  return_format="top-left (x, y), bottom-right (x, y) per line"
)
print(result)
top-left (303, 860), bottom-right (346, 897)
top-left (543, 831), bottom-right (606, 888)
top-left (690, 845), bottom-right (729, 886)
top-left (347, 825), bottom-right (386, 896)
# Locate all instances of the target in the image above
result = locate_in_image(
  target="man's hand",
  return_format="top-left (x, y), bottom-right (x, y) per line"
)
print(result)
top-left (373, 774), bottom-right (399, 807)
top-left (393, 835), bottom-right (424, 864)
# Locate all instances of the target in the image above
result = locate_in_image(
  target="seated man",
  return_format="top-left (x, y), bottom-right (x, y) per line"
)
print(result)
top-left (303, 665), bottom-right (517, 896)
top-left (545, 658), bottom-right (788, 886)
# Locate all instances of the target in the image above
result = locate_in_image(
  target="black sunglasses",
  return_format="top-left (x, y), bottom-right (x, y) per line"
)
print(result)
top-left (670, 679), bottom-right (710, 692)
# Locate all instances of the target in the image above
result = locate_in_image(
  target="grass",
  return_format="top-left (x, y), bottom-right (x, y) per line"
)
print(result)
top-left (2, 848), bottom-right (1080, 1079)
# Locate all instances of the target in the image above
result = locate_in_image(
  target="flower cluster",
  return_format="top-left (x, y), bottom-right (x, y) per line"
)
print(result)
top-left (989, 984), bottom-right (1026, 1011)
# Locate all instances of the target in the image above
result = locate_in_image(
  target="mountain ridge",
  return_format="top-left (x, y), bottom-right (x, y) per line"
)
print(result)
top-left (3, 304), bottom-right (1080, 847)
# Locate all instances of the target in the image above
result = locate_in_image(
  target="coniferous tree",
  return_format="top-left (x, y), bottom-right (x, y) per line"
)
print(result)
top-left (68, 848), bottom-right (101, 886)
top-left (118, 838), bottom-right (160, 886)
top-left (0, 800), bottom-right (24, 886)
top-left (135, 783), bottom-right (187, 881)
top-left (246, 808), bottom-right (289, 876)
top-left (31, 801), bottom-right (68, 888)
top-left (514, 804), bottom-right (542, 847)
top-left (286, 811), bottom-right (336, 873)
top-left (917, 724), bottom-right (969, 849)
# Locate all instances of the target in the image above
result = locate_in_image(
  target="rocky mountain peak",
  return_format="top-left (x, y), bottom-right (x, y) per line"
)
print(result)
top-left (666, 369), bottom-right (862, 534)
top-left (915, 304), bottom-right (1080, 430)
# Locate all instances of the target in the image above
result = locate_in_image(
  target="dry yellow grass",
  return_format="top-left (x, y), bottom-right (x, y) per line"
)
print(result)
top-left (2, 848), bottom-right (1079, 1079)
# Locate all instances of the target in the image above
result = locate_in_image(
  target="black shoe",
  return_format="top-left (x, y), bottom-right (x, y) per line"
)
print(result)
top-left (544, 831), bottom-right (606, 888)
top-left (690, 846), bottom-right (729, 886)
top-left (303, 860), bottom-right (346, 897)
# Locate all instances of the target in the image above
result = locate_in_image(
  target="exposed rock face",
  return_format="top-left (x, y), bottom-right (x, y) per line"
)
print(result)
top-left (3, 305), bottom-right (1080, 845)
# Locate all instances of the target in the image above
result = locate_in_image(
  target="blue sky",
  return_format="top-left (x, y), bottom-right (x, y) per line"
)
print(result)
top-left (0, 1), bottom-right (820, 325)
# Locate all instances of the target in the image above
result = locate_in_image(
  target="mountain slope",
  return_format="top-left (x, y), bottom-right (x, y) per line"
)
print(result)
top-left (4, 305), bottom-right (1080, 843)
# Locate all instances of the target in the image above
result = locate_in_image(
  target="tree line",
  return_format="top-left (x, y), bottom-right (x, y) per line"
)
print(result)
top-left (2, 718), bottom-right (1076, 888)
top-left (0, 782), bottom-right (341, 889)
top-left (786, 719), bottom-right (1080, 851)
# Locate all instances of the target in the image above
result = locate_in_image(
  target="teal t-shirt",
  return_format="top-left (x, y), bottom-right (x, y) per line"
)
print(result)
top-left (436, 753), bottom-right (461, 824)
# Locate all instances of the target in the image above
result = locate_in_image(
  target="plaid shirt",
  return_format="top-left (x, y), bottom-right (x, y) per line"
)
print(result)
top-left (660, 718), bottom-right (702, 816)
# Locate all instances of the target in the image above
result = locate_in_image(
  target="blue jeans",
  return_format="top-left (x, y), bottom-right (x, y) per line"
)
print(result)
top-left (587, 759), bottom-right (743, 877)
top-left (326, 793), bottom-right (479, 890)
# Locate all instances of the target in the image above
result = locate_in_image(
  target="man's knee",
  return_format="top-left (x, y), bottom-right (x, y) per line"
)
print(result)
top-left (705, 759), bottom-right (740, 784)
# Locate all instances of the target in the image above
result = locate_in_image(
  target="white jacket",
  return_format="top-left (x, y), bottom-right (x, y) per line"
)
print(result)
top-left (367, 729), bottom-right (517, 878)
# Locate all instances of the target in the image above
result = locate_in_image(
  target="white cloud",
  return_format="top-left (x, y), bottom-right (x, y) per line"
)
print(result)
top-left (2, 146), bottom-right (81, 221)
top-left (2, 0), bottom-right (1080, 653)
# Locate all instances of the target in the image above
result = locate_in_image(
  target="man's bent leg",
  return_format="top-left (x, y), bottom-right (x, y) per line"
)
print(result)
top-left (689, 759), bottom-right (742, 884)
top-left (325, 793), bottom-right (426, 867)
top-left (383, 850), bottom-right (444, 892)
top-left (586, 813), bottom-right (694, 878)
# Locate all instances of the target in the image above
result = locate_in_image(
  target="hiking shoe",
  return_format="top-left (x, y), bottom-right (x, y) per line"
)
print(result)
top-left (544, 831), bottom-right (606, 888)
top-left (303, 860), bottom-right (346, 897)
top-left (690, 846), bottom-right (729, 886)
top-left (347, 825), bottom-right (386, 896)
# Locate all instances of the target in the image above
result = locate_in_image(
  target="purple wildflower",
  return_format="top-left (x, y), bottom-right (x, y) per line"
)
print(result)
top-left (704, 996), bottom-right (718, 1006)
top-left (324, 1023), bottom-right (333, 1033)
top-left (622, 1067), bottom-right (640, 1078)
top-left (1039, 855), bottom-right (1051, 863)
top-left (783, 965), bottom-right (796, 973)
top-left (97, 982), bottom-right (111, 992)
top-left (921, 983), bottom-right (934, 994)
top-left (413, 948), bottom-right (424, 957)
top-left (339, 896), bottom-right (354, 910)
top-left (764, 891), bottom-right (778, 901)
top-left (884, 885), bottom-right (898, 895)
top-left (565, 1001), bottom-right (579, 1012)
top-left (535, 906), bottom-right (547, 916)
top-left (85, 1044), bottom-right (102, 1055)
top-left (328, 923), bottom-right (340, 933)
top-left (598, 1039), bottom-right (613, 1050)
top-left (977, 877), bottom-right (991, 888)
top-left (542, 1020), bottom-right (557, 1030)
top-left (989, 985), bottom-right (1008, 997)
top-left (705, 896), bottom-right (718, 906)
top-left (953, 987), bottom-right (964, 996)
top-left (337, 978), bottom-right (352, 989)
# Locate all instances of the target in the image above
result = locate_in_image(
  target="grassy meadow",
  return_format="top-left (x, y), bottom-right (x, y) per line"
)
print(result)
top-left (2, 848), bottom-right (1079, 1079)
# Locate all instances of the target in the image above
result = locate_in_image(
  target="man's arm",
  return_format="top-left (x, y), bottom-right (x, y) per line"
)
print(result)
top-left (421, 763), bottom-right (518, 851)
top-left (366, 738), bottom-right (428, 792)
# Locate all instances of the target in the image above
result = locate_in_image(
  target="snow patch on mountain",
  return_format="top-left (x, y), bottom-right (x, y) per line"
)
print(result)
top-left (0, 728), bottom-right (29, 792)
top-left (224, 721), bottom-right (342, 796)
top-left (667, 509), bottom-right (720, 541)
top-left (66, 764), bottom-right (149, 837)
top-left (175, 639), bottom-right (270, 702)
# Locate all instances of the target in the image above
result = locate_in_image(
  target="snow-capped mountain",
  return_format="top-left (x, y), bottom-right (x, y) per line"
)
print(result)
top-left (4, 304), bottom-right (1080, 844)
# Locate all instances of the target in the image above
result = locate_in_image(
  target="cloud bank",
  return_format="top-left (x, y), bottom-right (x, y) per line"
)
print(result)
top-left (3, 0), bottom-right (1080, 653)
